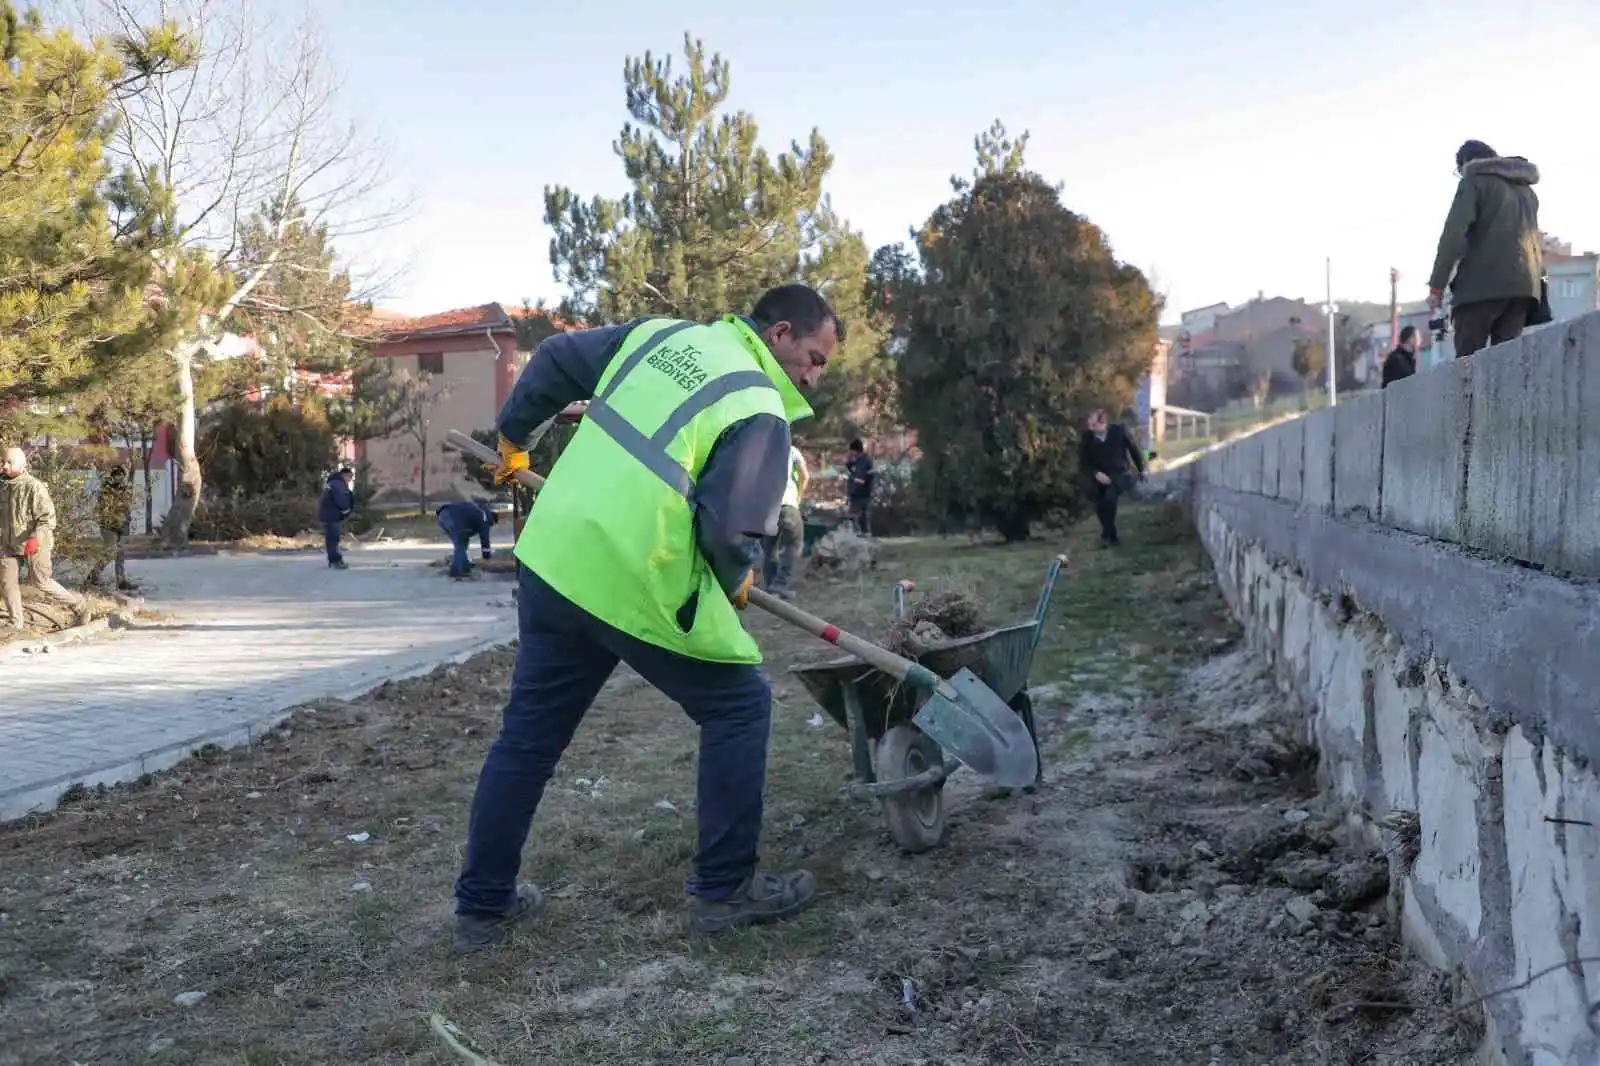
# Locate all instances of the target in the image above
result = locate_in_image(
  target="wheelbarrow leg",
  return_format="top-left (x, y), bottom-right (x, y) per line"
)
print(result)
top-left (841, 683), bottom-right (876, 785)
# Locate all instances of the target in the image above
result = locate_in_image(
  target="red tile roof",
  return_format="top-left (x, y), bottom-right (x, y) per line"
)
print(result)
top-left (371, 302), bottom-right (513, 339)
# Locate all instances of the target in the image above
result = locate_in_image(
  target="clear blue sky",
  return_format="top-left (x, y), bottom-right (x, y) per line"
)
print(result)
top-left (320, 0), bottom-right (1600, 323)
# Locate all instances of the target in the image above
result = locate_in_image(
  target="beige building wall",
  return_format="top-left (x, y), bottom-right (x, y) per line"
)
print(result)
top-left (363, 350), bottom-right (502, 507)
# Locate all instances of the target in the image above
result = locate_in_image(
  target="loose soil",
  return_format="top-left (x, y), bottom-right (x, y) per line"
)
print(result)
top-left (0, 505), bottom-right (1482, 1064)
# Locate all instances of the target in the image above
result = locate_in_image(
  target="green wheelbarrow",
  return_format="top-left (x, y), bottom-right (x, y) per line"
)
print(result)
top-left (788, 555), bottom-right (1068, 852)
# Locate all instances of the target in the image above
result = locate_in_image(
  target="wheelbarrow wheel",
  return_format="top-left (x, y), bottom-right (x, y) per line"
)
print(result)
top-left (875, 726), bottom-right (946, 853)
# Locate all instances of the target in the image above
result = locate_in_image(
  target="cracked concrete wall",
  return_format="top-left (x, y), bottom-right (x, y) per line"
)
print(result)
top-left (1161, 312), bottom-right (1600, 1066)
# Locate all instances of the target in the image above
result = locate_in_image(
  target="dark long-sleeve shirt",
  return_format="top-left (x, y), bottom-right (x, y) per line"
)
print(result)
top-left (1078, 423), bottom-right (1145, 482)
top-left (1380, 348), bottom-right (1417, 389)
top-left (316, 474), bottom-right (353, 524)
top-left (497, 317), bottom-right (792, 597)
top-left (436, 500), bottom-right (495, 552)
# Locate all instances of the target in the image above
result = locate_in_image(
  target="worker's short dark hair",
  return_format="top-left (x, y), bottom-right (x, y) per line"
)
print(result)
top-left (751, 283), bottom-right (845, 343)
top-left (1455, 139), bottom-right (1496, 169)
top-left (1399, 325), bottom-right (1418, 344)
top-left (848, 438), bottom-right (864, 452)
top-left (339, 465), bottom-right (354, 476)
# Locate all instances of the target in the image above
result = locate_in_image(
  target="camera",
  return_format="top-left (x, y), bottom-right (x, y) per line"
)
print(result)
top-left (1428, 315), bottom-right (1450, 341)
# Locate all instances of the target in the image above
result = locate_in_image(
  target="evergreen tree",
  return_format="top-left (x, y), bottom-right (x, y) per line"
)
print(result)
top-left (0, 3), bottom-right (173, 411)
top-left (544, 34), bottom-right (880, 439)
top-left (899, 122), bottom-right (1161, 541)
top-left (231, 195), bottom-right (364, 382)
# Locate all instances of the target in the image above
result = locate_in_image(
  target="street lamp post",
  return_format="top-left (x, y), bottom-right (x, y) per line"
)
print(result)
top-left (1324, 257), bottom-right (1338, 407)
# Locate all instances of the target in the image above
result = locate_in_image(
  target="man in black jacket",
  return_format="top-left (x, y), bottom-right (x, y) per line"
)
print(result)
top-left (1078, 409), bottom-right (1145, 548)
top-left (1381, 326), bottom-right (1420, 389)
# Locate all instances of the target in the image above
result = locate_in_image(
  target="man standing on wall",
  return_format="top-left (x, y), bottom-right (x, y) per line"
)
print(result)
top-left (1078, 409), bottom-right (1146, 549)
top-left (1427, 140), bottom-right (1543, 359)
top-left (761, 444), bottom-right (807, 600)
top-left (1, 447), bottom-right (89, 630)
top-left (844, 438), bottom-right (874, 536)
top-left (452, 284), bottom-right (840, 953)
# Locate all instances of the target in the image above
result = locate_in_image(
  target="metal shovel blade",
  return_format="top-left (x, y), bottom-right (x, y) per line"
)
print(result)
top-left (912, 667), bottom-right (1039, 788)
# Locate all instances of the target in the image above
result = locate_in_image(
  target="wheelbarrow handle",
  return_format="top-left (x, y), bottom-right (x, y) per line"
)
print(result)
top-left (446, 429), bottom-right (547, 492)
top-left (746, 588), bottom-right (941, 691)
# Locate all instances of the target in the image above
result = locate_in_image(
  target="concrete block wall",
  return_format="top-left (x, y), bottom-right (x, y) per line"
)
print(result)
top-left (1170, 311), bottom-right (1600, 1066)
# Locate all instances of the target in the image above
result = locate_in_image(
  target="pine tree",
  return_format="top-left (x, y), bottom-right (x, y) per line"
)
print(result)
top-left (899, 122), bottom-right (1161, 541)
top-left (544, 34), bottom-right (881, 439)
top-left (0, 3), bottom-right (171, 412)
top-left (231, 195), bottom-right (364, 382)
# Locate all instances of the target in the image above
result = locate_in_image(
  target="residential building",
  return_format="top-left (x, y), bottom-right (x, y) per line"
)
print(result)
top-left (1545, 252), bottom-right (1600, 324)
top-left (1179, 302), bottom-right (1229, 335)
top-left (357, 303), bottom-right (525, 506)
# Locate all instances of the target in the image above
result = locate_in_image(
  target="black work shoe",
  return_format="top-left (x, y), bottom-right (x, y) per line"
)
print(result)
top-left (452, 884), bottom-right (545, 954)
top-left (692, 870), bottom-right (817, 934)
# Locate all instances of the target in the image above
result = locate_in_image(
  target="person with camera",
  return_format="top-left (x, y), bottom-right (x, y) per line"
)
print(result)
top-left (1426, 140), bottom-right (1544, 359)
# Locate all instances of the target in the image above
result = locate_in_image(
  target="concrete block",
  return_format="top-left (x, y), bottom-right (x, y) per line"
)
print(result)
top-left (1259, 423), bottom-right (1283, 499)
top-left (1316, 624), bottom-right (1374, 803)
top-left (1332, 390), bottom-right (1384, 520)
top-left (1302, 408), bottom-right (1334, 511)
top-left (1371, 650), bottom-right (1422, 812)
top-left (1464, 314), bottom-right (1600, 577)
top-left (1382, 355), bottom-right (1472, 543)
top-left (1275, 418), bottom-right (1305, 503)
top-left (1501, 728), bottom-right (1597, 1062)
top-left (1236, 434), bottom-right (1264, 495)
top-left (1412, 674), bottom-right (1490, 942)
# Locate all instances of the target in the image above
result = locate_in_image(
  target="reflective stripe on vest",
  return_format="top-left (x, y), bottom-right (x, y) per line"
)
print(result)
top-left (515, 316), bottom-right (792, 664)
top-left (581, 322), bottom-right (778, 499)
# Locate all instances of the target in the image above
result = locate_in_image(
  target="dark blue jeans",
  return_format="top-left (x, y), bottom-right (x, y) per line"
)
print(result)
top-left (454, 566), bottom-right (773, 916)
top-left (323, 521), bottom-right (343, 565)
top-left (438, 512), bottom-right (471, 578)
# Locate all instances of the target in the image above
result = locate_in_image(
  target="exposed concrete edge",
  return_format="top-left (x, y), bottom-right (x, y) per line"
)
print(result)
top-left (0, 632), bottom-right (516, 822)
top-left (1194, 483), bottom-right (1600, 767)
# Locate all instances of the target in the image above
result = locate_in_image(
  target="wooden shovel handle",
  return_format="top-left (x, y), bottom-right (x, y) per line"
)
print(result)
top-left (445, 429), bottom-right (546, 491)
top-left (746, 587), bottom-right (940, 690)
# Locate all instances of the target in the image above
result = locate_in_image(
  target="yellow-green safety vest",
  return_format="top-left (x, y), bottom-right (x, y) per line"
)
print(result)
top-left (515, 315), bottom-right (814, 663)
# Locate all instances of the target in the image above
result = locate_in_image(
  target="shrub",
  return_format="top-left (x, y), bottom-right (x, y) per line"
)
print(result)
top-left (188, 490), bottom-right (320, 542)
top-left (200, 398), bottom-right (338, 500)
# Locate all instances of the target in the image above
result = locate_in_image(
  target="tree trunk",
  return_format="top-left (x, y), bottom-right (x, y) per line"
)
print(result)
top-left (139, 429), bottom-right (155, 535)
top-left (418, 421), bottom-right (429, 516)
top-left (163, 348), bottom-right (203, 547)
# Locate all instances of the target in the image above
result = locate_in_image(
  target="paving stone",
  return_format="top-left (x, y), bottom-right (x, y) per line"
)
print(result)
top-left (0, 545), bottom-right (515, 819)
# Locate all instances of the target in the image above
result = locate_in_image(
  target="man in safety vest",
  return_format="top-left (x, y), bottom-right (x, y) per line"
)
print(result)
top-left (452, 283), bottom-right (842, 952)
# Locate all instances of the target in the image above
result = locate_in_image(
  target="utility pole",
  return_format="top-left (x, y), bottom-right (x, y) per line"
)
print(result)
top-left (1324, 257), bottom-right (1338, 407)
top-left (1388, 267), bottom-right (1400, 349)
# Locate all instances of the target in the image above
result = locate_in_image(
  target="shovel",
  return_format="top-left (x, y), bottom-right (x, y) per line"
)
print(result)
top-left (445, 430), bottom-right (547, 491)
top-left (748, 588), bottom-right (1038, 788)
top-left (447, 426), bottom-right (1038, 786)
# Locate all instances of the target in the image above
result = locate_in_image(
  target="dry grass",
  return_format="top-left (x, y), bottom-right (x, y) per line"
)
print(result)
top-left (0, 505), bottom-right (1477, 1065)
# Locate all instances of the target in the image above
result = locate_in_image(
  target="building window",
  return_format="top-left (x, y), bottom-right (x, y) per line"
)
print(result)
top-left (418, 352), bottom-right (444, 375)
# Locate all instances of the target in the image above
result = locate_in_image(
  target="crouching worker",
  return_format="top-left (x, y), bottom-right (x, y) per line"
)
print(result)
top-left (451, 284), bottom-right (842, 952)
top-left (436, 499), bottom-right (498, 579)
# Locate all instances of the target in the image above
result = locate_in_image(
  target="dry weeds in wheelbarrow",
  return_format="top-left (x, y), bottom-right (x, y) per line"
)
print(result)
top-left (884, 589), bottom-right (987, 658)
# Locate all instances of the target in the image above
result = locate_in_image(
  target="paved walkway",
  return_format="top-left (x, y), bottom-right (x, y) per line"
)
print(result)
top-left (0, 544), bottom-right (517, 819)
